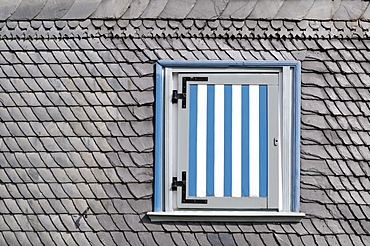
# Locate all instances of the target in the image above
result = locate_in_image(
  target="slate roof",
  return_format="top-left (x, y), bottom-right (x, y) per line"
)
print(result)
top-left (0, 21), bottom-right (369, 244)
top-left (0, 3), bottom-right (369, 245)
top-left (3, 0), bottom-right (370, 21)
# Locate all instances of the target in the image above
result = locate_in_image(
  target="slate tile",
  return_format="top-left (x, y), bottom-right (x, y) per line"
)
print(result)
top-left (71, 183), bottom-right (95, 199)
top-left (95, 215), bottom-right (118, 231)
top-left (340, 176), bottom-right (356, 190)
top-left (142, 49), bottom-right (159, 61)
top-left (171, 232), bottom-right (196, 246)
top-left (116, 63), bottom-right (136, 77)
top-left (70, 233), bottom-right (91, 245)
top-left (118, 137), bottom-right (140, 152)
top-left (152, 49), bottom-right (171, 60)
top-left (359, 220), bottom-right (369, 234)
top-left (124, 214), bottom-right (148, 232)
top-left (116, 167), bottom-right (136, 183)
top-left (3, 215), bottom-right (21, 231)
top-left (60, 214), bottom-right (81, 232)
top-left (94, 64), bottom-right (112, 77)
top-left (88, 183), bottom-right (108, 199)
top-left (348, 204), bottom-right (366, 219)
top-left (324, 235), bottom-right (342, 246)
top-left (261, 233), bottom-right (283, 246)
top-left (126, 182), bottom-right (151, 199)
top-left (350, 51), bottom-right (367, 63)
top-left (350, 191), bottom-right (367, 206)
top-left (111, 231), bottom-right (129, 245)
top-left (242, 233), bottom-right (265, 246)
top-left (336, 204), bottom-right (356, 220)
top-left (168, 232), bottom-right (186, 246)
top-left (266, 50), bottom-right (283, 60)
top-left (13, 232), bottom-right (33, 246)
top-left (61, 233), bottom-right (79, 246)
top-left (337, 235), bottom-right (355, 245)
top-left (4, 168), bottom-right (24, 183)
top-left (154, 232), bottom-right (180, 245)
top-left (129, 168), bottom-right (152, 183)
top-left (191, 50), bottom-right (207, 60)
top-left (176, 50), bottom-right (197, 60)
top-left (60, 64), bottom-right (80, 77)
top-left (158, 222), bottom-right (177, 232)
top-left (3, 231), bottom-right (22, 245)
top-left (130, 90), bottom-right (154, 105)
top-left (348, 220), bottom-right (367, 235)
top-left (0, 215), bottom-right (11, 231)
top-left (205, 223), bottom-right (227, 233)
top-left (285, 233), bottom-right (304, 245)
top-left (61, 183), bottom-right (82, 198)
top-left (90, 168), bottom-right (109, 183)
top-left (0, 199), bottom-right (22, 214)
top-left (215, 232), bottom-right (234, 245)
top-left (348, 235), bottom-right (364, 246)
top-left (298, 235), bottom-right (316, 246)
top-left (64, 50), bottom-right (82, 65)
top-left (2, 65), bottom-right (22, 77)
top-left (119, 50), bottom-right (141, 63)
top-left (200, 50), bottom-right (219, 60)
top-left (124, 231), bottom-right (143, 246)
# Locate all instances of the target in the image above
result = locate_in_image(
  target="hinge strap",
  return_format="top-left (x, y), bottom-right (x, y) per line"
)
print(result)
top-left (172, 171), bottom-right (207, 204)
top-left (172, 77), bottom-right (208, 108)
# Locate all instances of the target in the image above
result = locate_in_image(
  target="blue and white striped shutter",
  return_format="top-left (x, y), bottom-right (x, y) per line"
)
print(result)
top-left (177, 73), bottom-right (279, 209)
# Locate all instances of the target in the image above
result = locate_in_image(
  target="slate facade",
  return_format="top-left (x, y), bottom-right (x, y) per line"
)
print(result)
top-left (0, 1), bottom-right (369, 245)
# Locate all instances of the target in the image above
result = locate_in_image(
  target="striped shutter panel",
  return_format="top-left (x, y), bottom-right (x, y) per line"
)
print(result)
top-left (176, 73), bottom-right (279, 209)
top-left (188, 84), bottom-right (268, 198)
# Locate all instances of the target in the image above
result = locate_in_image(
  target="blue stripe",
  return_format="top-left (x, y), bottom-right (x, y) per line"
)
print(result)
top-left (206, 85), bottom-right (215, 196)
top-left (224, 85), bottom-right (232, 197)
top-left (188, 85), bottom-right (198, 197)
top-left (259, 85), bottom-right (268, 197)
top-left (292, 64), bottom-right (301, 212)
top-left (154, 63), bottom-right (163, 211)
top-left (241, 85), bottom-right (250, 197)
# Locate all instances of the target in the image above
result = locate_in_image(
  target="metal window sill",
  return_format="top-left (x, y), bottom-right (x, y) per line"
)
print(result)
top-left (147, 211), bottom-right (305, 222)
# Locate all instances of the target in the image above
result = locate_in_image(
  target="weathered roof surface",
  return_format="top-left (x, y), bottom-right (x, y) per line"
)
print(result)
top-left (3, 0), bottom-right (370, 21)
top-left (0, 23), bottom-right (370, 244)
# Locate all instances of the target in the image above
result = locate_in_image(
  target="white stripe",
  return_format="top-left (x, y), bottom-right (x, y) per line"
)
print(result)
top-left (249, 85), bottom-right (259, 197)
top-left (214, 85), bottom-right (224, 197)
top-left (197, 85), bottom-right (207, 197)
top-left (232, 85), bottom-right (242, 197)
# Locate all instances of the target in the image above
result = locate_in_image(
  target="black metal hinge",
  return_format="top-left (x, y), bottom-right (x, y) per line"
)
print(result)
top-left (172, 77), bottom-right (208, 108)
top-left (172, 171), bottom-right (207, 204)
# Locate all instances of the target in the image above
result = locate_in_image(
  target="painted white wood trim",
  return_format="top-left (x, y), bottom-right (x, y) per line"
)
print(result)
top-left (282, 66), bottom-right (293, 212)
top-left (147, 211), bottom-right (305, 222)
top-left (164, 67), bottom-right (173, 212)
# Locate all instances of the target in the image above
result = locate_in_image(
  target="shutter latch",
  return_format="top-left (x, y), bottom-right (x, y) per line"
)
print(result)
top-left (172, 171), bottom-right (207, 204)
top-left (172, 77), bottom-right (208, 108)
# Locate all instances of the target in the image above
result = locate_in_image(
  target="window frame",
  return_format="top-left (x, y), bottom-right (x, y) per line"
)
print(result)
top-left (149, 60), bottom-right (305, 222)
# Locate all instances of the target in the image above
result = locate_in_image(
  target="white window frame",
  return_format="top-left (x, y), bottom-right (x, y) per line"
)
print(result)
top-left (148, 61), bottom-right (305, 222)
